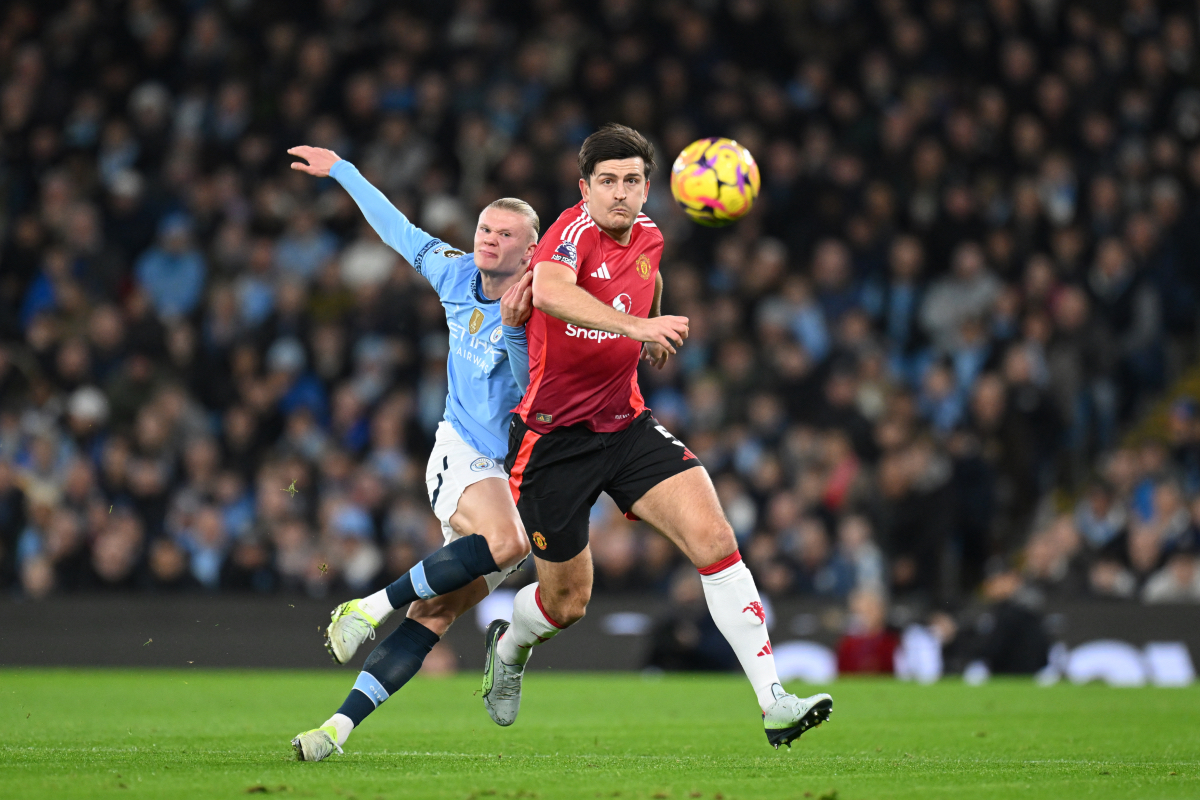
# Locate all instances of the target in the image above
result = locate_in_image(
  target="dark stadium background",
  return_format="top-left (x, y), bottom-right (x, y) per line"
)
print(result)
top-left (0, 0), bottom-right (1198, 678)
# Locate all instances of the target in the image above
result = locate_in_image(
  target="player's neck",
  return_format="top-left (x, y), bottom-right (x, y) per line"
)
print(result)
top-left (585, 202), bottom-right (634, 246)
top-left (478, 269), bottom-right (517, 301)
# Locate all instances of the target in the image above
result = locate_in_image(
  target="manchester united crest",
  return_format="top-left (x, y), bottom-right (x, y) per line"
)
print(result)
top-left (468, 308), bottom-right (485, 335)
top-left (635, 253), bottom-right (652, 279)
top-left (532, 531), bottom-right (547, 550)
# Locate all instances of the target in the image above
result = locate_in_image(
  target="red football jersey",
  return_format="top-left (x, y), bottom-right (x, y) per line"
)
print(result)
top-left (516, 200), bottom-right (663, 434)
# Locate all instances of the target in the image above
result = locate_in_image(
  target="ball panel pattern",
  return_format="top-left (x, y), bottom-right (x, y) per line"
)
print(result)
top-left (670, 138), bottom-right (760, 227)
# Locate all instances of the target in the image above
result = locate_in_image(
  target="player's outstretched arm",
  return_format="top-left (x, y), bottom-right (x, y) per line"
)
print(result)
top-left (532, 261), bottom-right (689, 354)
top-left (501, 271), bottom-right (533, 391)
top-left (288, 145), bottom-right (435, 272)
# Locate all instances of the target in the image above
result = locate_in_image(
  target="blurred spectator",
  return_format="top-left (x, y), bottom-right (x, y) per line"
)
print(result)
top-left (134, 214), bottom-right (207, 321)
top-left (919, 243), bottom-right (1000, 353)
top-left (1074, 480), bottom-right (1127, 550)
top-left (1142, 545), bottom-right (1200, 603)
top-left (836, 589), bottom-right (900, 674)
top-left (943, 568), bottom-right (1051, 675)
top-left (0, 0), bottom-right (1197, 615)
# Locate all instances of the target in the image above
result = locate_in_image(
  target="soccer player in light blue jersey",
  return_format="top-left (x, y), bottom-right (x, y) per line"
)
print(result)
top-left (286, 146), bottom-right (538, 762)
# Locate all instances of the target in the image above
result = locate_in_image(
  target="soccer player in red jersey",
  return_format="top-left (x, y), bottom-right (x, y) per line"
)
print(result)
top-left (481, 124), bottom-right (832, 749)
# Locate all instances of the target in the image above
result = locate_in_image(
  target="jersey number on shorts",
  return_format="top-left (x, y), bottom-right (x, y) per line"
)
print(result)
top-left (654, 424), bottom-right (685, 448)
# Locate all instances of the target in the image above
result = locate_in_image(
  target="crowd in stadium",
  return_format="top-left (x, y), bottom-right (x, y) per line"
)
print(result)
top-left (1, 0), bottom-right (1199, 610)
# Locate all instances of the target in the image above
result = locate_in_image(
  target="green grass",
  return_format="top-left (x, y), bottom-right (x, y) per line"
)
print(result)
top-left (1, 669), bottom-right (1198, 799)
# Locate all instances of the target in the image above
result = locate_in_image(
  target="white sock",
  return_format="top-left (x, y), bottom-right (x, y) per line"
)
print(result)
top-left (699, 552), bottom-right (781, 711)
top-left (324, 713), bottom-right (354, 747)
top-left (495, 583), bottom-right (563, 666)
top-left (358, 588), bottom-right (394, 624)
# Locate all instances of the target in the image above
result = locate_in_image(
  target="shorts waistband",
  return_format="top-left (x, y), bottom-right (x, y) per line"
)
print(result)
top-left (531, 410), bottom-right (650, 439)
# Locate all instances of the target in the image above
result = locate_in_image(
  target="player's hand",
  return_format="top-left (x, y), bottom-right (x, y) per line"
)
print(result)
top-left (501, 270), bottom-right (534, 327)
top-left (288, 146), bottom-right (342, 177)
top-left (630, 315), bottom-right (688, 354)
top-left (641, 342), bottom-right (670, 369)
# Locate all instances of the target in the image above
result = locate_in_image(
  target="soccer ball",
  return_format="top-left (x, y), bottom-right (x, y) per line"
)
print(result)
top-left (669, 138), bottom-right (761, 227)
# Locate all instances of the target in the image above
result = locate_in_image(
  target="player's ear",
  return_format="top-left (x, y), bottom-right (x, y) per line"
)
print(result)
top-left (579, 177), bottom-right (589, 201)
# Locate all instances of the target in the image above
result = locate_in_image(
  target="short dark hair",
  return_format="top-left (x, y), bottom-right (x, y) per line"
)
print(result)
top-left (578, 123), bottom-right (656, 181)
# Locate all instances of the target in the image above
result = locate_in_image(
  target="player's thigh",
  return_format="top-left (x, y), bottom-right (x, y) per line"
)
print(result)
top-left (629, 467), bottom-right (736, 568)
top-left (606, 414), bottom-right (733, 566)
top-left (427, 424), bottom-right (508, 529)
top-left (407, 577), bottom-right (490, 636)
top-left (531, 546), bottom-right (594, 623)
top-left (506, 415), bottom-right (605, 564)
top-left (448, 476), bottom-right (524, 537)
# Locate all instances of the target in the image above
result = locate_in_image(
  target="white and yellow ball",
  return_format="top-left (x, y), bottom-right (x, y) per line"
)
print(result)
top-left (669, 137), bottom-right (761, 227)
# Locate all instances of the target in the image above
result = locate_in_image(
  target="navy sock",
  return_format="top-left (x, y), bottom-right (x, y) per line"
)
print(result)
top-left (335, 684), bottom-right (377, 727)
top-left (336, 619), bottom-right (441, 726)
top-left (384, 533), bottom-right (499, 609)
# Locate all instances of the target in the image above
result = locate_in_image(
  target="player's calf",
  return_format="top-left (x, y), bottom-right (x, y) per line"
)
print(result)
top-left (345, 533), bottom-right (500, 629)
top-left (298, 618), bottom-right (442, 757)
top-left (495, 583), bottom-right (572, 668)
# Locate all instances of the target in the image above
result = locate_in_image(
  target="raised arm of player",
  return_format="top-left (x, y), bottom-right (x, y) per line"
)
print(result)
top-left (532, 261), bottom-right (689, 354)
top-left (288, 145), bottom-right (434, 272)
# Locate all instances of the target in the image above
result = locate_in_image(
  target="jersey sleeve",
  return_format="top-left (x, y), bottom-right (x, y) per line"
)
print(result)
top-left (502, 324), bottom-right (529, 391)
top-left (533, 216), bottom-right (598, 276)
top-left (329, 159), bottom-right (461, 296)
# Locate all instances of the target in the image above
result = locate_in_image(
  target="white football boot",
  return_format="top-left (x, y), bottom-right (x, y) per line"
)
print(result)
top-left (291, 725), bottom-right (343, 762)
top-left (763, 683), bottom-right (833, 749)
top-left (324, 599), bottom-right (379, 664)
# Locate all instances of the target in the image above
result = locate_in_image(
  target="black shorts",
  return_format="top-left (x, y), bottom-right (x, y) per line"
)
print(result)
top-left (505, 410), bottom-right (703, 562)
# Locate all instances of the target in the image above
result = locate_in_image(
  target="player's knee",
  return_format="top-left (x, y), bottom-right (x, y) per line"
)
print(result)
top-left (544, 587), bottom-right (589, 626)
top-left (559, 601), bottom-right (587, 626)
top-left (482, 523), bottom-right (529, 568)
top-left (540, 582), bottom-right (590, 623)
top-left (691, 519), bottom-right (738, 568)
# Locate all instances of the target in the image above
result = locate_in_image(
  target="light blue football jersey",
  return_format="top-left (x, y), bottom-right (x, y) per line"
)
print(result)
top-left (330, 160), bottom-right (527, 462)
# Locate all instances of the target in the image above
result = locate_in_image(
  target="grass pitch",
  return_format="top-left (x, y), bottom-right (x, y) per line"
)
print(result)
top-left (1, 669), bottom-right (1197, 799)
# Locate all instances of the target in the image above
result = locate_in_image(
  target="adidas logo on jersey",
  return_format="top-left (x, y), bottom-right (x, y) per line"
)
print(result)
top-left (590, 263), bottom-right (612, 279)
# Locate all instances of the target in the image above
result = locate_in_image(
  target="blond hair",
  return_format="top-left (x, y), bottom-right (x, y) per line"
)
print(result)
top-left (484, 197), bottom-right (540, 241)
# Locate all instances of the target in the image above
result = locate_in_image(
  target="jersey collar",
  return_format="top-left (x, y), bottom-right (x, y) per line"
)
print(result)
top-left (470, 271), bottom-right (500, 304)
